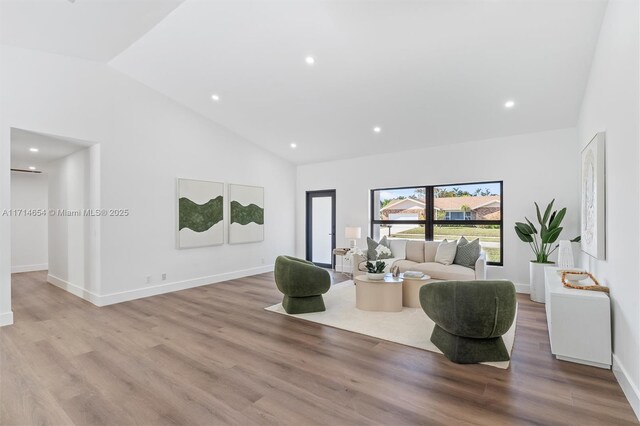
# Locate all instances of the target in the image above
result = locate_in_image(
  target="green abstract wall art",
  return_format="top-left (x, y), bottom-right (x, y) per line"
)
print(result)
top-left (228, 184), bottom-right (264, 244)
top-left (177, 179), bottom-right (224, 248)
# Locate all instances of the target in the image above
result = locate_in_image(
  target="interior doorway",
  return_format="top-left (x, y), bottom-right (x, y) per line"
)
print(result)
top-left (305, 190), bottom-right (336, 268)
top-left (8, 128), bottom-right (101, 317)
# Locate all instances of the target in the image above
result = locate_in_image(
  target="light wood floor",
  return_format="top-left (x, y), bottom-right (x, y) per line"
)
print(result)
top-left (1, 271), bottom-right (637, 425)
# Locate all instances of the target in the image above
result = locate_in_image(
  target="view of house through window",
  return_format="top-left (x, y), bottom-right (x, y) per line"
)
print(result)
top-left (371, 181), bottom-right (503, 265)
top-left (373, 187), bottom-right (427, 241)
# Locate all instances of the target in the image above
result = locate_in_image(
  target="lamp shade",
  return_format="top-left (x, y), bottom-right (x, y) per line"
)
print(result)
top-left (345, 227), bottom-right (362, 239)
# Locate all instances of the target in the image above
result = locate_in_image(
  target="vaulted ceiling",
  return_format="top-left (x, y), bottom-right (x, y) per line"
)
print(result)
top-left (1, 0), bottom-right (608, 164)
top-left (0, 0), bottom-right (185, 61)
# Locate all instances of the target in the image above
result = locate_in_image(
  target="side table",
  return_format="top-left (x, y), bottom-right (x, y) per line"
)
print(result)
top-left (400, 273), bottom-right (433, 308)
top-left (354, 274), bottom-right (403, 312)
top-left (332, 247), bottom-right (351, 275)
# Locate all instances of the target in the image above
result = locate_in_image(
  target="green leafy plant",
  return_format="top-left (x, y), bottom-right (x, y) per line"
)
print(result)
top-left (514, 199), bottom-right (580, 263)
top-left (365, 260), bottom-right (386, 273)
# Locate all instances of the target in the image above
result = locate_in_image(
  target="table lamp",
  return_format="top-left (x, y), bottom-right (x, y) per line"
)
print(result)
top-left (345, 226), bottom-right (361, 249)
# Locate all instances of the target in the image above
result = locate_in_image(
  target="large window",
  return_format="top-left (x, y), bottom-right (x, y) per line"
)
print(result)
top-left (371, 181), bottom-right (503, 265)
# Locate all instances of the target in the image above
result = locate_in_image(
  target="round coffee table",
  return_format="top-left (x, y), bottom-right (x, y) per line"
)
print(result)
top-left (354, 274), bottom-right (403, 312)
top-left (400, 273), bottom-right (432, 308)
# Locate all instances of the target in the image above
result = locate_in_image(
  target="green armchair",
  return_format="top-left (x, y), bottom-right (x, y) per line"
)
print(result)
top-left (274, 256), bottom-right (331, 314)
top-left (420, 280), bottom-right (516, 364)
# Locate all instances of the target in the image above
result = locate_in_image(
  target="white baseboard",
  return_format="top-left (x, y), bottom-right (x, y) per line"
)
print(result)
top-left (49, 265), bottom-right (274, 307)
top-left (515, 282), bottom-right (530, 294)
top-left (613, 353), bottom-right (640, 421)
top-left (12, 263), bottom-right (48, 273)
top-left (47, 274), bottom-right (101, 305)
top-left (0, 311), bottom-right (14, 327)
top-left (96, 264), bottom-right (274, 306)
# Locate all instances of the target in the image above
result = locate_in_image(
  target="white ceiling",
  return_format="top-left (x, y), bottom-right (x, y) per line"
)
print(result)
top-left (1, 0), bottom-right (608, 164)
top-left (11, 128), bottom-right (90, 172)
top-left (0, 0), bottom-right (185, 62)
top-left (109, 0), bottom-right (607, 164)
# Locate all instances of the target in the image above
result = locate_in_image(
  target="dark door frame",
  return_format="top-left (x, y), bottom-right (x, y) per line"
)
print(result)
top-left (305, 190), bottom-right (336, 268)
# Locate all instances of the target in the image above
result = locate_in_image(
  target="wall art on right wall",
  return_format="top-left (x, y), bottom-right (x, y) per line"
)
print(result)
top-left (228, 184), bottom-right (264, 244)
top-left (581, 132), bottom-right (606, 259)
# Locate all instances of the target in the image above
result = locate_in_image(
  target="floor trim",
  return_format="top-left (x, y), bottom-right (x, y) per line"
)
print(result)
top-left (47, 274), bottom-right (101, 305)
top-left (515, 282), bottom-right (531, 294)
top-left (97, 265), bottom-right (275, 306)
top-left (49, 265), bottom-right (275, 307)
top-left (11, 263), bottom-right (48, 274)
top-left (0, 311), bottom-right (14, 327)
top-left (613, 353), bottom-right (640, 421)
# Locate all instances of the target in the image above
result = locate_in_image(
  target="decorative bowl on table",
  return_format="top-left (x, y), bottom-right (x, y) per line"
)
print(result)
top-left (366, 272), bottom-right (386, 280)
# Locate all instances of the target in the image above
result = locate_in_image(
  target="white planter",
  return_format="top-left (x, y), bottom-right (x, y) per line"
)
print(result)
top-left (530, 261), bottom-right (555, 303)
top-left (366, 272), bottom-right (386, 281)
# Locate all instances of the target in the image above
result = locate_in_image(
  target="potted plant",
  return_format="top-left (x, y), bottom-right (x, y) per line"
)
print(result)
top-left (365, 244), bottom-right (392, 280)
top-left (365, 260), bottom-right (387, 280)
top-left (514, 199), bottom-right (579, 303)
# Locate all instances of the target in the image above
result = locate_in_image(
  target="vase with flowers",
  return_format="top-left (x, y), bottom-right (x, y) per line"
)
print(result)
top-left (365, 244), bottom-right (392, 280)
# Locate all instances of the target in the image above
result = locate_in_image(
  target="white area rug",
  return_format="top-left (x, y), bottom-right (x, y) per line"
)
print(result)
top-left (265, 280), bottom-right (517, 369)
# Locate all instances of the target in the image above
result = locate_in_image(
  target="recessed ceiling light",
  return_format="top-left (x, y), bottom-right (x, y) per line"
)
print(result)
top-left (305, 56), bottom-right (315, 65)
top-left (211, 94), bottom-right (220, 102)
top-left (290, 143), bottom-right (297, 149)
top-left (29, 148), bottom-right (39, 152)
top-left (373, 126), bottom-right (382, 133)
top-left (28, 166), bottom-right (36, 170)
top-left (504, 100), bottom-right (515, 108)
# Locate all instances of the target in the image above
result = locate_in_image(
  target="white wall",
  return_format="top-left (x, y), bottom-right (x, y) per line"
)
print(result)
top-left (0, 46), bottom-right (296, 319)
top-left (10, 171), bottom-right (48, 273)
top-left (47, 147), bottom-right (93, 295)
top-left (577, 0), bottom-right (640, 418)
top-left (296, 127), bottom-right (580, 287)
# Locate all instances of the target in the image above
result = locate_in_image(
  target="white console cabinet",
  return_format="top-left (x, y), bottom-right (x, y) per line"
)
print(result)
top-left (544, 267), bottom-right (611, 369)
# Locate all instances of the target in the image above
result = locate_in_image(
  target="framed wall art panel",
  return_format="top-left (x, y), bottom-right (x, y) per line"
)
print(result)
top-left (228, 184), bottom-right (264, 244)
top-left (580, 132), bottom-right (606, 259)
top-left (177, 178), bottom-right (224, 248)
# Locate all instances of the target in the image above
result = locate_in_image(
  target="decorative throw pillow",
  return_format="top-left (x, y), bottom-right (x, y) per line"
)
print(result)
top-left (453, 237), bottom-right (481, 269)
top-left (366, 236), bottom-right (392, 260)
top-left (388, 239), bottom-right (407, 259)
top-left (434, 239), bottom-right (458, 265)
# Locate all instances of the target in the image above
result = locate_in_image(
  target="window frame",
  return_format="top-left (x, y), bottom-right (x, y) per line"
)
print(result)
top-left (370, 180), bottom-right (504, 266)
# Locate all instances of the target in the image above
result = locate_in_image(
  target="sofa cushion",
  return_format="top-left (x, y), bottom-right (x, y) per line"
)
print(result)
top-left (408, 262), bottom-right (475, 281)
top-left (406, 240), bottom-right (425, 262)
top-left (392, 259), bottom-right (419, 271)
top-left (424, 241), bottom-right (439, 262)
top-left (435, 240), bottom-right (458, 265)
top-left (453, 237), bottom-right (481, 269)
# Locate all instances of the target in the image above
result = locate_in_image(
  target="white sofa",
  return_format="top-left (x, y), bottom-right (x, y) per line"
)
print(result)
top-left (352, 239), bottom-right (486, 281)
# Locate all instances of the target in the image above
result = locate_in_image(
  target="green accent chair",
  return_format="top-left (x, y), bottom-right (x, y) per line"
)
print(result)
top-left (420, 280), bottom-right (516, 364)
top-left (274, 256), bottom-right (331, 314)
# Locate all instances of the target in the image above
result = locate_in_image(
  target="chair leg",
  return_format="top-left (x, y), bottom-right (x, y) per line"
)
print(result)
top-left (430, 325), bottom-right (510, 364)
top-left (282, 295), bottom-right (326, 314)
